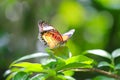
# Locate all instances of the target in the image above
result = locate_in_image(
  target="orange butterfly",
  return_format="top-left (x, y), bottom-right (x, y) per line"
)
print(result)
top-left (38, 21), bottom-right (75, 49)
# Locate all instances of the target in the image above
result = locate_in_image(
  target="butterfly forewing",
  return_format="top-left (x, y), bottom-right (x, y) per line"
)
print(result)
top-left (38, 21), bottom-right (55, 32)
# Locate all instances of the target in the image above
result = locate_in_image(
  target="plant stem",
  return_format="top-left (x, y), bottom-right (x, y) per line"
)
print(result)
top-left (111, 57), bottom-right (116, 72)
top-left (71, 68), bottom-right (120, 79)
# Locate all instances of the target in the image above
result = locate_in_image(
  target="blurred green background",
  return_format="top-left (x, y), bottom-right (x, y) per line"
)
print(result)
top-left (0, 0), bottom-right (120, 80)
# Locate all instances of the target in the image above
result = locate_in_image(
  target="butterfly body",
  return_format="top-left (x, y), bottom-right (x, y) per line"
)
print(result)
top-left (38, 21), bottom-right (75, 49)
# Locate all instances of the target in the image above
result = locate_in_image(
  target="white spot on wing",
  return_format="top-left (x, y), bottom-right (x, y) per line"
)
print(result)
top-left (43, 25), bottom-right (54, 31)
top-left (38, 21), bottom-right (55, 32)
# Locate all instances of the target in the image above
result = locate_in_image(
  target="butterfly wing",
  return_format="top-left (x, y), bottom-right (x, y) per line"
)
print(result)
top-left (38, 21), bottom-right (63, 49)
top-left (62, 29), bottom-right (75, 42)
top-left (42, 30), bottom-right (63, 49)
top-left (38, 21), bottom-right (55, 32)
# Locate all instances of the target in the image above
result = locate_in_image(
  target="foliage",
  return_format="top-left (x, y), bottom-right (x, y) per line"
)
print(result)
top-left (85, 49), bottom-right (120, 72)
top-left (85, 48), bottom-right (120, 80)
top-left (4, 48), bottom-right (120, 80)
top-left (4, 47), bottom-right (93, 80)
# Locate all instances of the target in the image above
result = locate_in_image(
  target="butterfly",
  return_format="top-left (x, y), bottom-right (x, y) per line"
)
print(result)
top-left (38, 21), bottom-right (75, 49)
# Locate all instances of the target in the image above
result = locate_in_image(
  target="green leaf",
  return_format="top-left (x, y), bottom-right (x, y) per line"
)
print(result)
top-left (61, 63), bottom-right (92, 70)
top-left (93, 75), bottom-right (115, 80)
top-left (11, 67), bottom-right (21, 72)
top-left (55, 75), bottom-right (75, 80)
top-left (57, 55), bottom-right (93, 70)
top-left (112, 48), bottom-right (120, 59)
top-left (44, 61), bottom-right (57, 69)
top-left (10, 52), bottom-right (49, 66)
top-left (44, 69), bottom-right (56, 77)
top-left (55, 57), bottom-right (66, 70)
top-left (30, 74), bottom-right (46, 80)
top-left (55, 75), bottom-right (67, 80)
top-left (98, 61), bottom-right (113, 68)
top-left (60, 55), bottom-right (93, 70)
top-left (11, 62), bottom-right (43, 72)
top-left (63, 70), bottom-right (74, 76)
top-left (6, 72), bottom-right (16, 80)
top-left (56, 55), bottom-right (93, 70)
top-left (12, 72), bottom-right (29, 80)
top-left (44, 57), bottom-right (66, 71)
top-left (86, 49), bottom-right (111, 59)
top-left (30, 70), bottom-right (56, 80)
top-left (66, 55), bottom-right (93, 65)
top-left (64, 76), bottom-right (75, 80)
top-left (115, 63), bottom-right (120, 70)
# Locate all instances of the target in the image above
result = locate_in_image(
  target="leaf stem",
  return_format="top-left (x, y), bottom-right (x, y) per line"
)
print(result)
top-left (111, 57), bottom-right (116, 72)
top-left (71, 68), bottom-right (120, 79)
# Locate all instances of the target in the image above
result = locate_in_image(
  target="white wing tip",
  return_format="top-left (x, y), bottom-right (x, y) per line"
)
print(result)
top-left (70, 29), bottom-right (75, 33)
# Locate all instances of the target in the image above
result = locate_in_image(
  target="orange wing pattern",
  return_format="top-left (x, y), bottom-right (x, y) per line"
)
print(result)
top-left (42, 30), bottom-right (63, 49)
